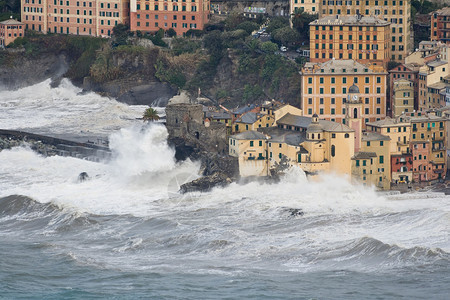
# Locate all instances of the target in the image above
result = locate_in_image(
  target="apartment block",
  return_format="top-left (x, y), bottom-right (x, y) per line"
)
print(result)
top-left (21, 0), bottom-right (130, 37)
top-left (309, 15), bottom-right (390, 68)
top-left (392, 79), bottom-right (414, 117)
top-left (389, 63), bottom-right (420, 113)
top-left (301, 59), bottom-right (388, 125)
top-left (431, 7), bottom-right (450, 44)
top-left (291, 0), bottom-right (319, 15)
top-left (0, 18), bottom-right (25, 47)
top-left (319, 0), bottom-right (412, 62)
top-left (418, 59), bottom-right (449, 111)
top-left (409, 113), bottom-right (447, 182)
top-left (129, 0), bottom-right (210, 36)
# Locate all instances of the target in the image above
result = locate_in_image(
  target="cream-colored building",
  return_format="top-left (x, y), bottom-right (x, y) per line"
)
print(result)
top-left (290, 0), bottom-right (319, 15)
top-left (392, 79), bottom-right (415, 117)
top-left (319, 0), bottom-right (412, 62)
top-left (229, 131), bottom-right (269, 177)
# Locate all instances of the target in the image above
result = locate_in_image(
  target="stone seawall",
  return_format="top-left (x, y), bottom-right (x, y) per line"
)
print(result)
top-left (0, 129), bottom-right (111, 162)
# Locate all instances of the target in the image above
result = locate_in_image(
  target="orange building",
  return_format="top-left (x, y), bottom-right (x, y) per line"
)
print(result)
top-left (310, 15), bottom-right (390, 69)
top-left (0, 18), bottom-right (25, 47)
top-left (129, 0), bottom-right (210, 36)
top-left (431, 7), bottom-right (450, 44)
top-left (301, 59), bottom-right (388, 126)
top-left (21, 0), bottom-right (130, 37)
top-left (319, 0), bottom-right (411, 62)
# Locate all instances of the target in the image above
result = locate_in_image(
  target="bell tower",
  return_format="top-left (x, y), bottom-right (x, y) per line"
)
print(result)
top-left (345, 83), bottom-right (363, 152)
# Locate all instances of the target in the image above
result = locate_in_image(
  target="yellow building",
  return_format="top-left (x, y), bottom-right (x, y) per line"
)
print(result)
top-left (418, 59), bottom-right (449, 111)
top-left (233, 112), bottom-right (275, 134)
top-left (309, 15), bottom-right (390, 68)
top-left (301, 59), bottom-right (388, 125)
top-left (229, 113), bottom-right (355, 177)
top-left (290, 0), bottom-right (319, 15)
top-left (319, 0), bottom-right (412, 62)
top-left (392, 79), bottom-right (415, 117)
top-left (272, 113), bottom-right (355, 175)
top-left (352, 132), bottom-right (391, 190)
top-left (366, 117), bottom-right (412, 184)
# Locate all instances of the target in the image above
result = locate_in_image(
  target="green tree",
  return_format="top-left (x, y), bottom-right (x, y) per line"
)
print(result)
top-left (292, 12), bottom-right (318, 42)
top-left (143, 107), bottom-right (160, 122)
top-left (166, 28), bottom-right (177, 37)
top-left (272, 26), bottom-right (301, 47)
top-left (259, 41), bottom-right (278, 54)
top-left (112, 23), bottom-right (129, 46)
top-left (266, 17), bottom-right (289, 33)
top-left (236, 21), bottom-right (260, 35)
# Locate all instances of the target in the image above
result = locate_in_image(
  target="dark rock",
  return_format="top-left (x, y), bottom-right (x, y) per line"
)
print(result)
top-left (179, 172), bottom-right (229, 193)
top-left (78, 172), bottom-right (89, 182)
top-left (287, 208), bottom-right (304, 217)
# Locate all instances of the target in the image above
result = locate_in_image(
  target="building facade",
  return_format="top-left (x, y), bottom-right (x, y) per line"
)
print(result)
top-left (309, 15), bottom-right (390, 68)
top-left (392, 79), bottom-right (415, 117)
top-left (418, 59), bottom-right (449, 111)
top-left (301, 59), bottom-right (388, 125)
top-left (21, 0), bottom-right (130, 37)
top-left (291, 0), bottom-right (319, 15)
top-left (319, 0), bottom-right (412, 62)
top-left (431, 7), bottom-right (450, 44)
top-left (388, 63), bottom-right (420, 114)
top-left (129, 0), bottom-right (210, 36)
top-left (0, 18), bottom-right (24, 47)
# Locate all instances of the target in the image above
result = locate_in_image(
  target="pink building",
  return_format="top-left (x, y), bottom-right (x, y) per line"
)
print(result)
top-left (0, 18), bottom-right (25, 47)
top-left (411, 141), bottom-right (433, 183)
top-left (21, 0), bottom-right (130, 37)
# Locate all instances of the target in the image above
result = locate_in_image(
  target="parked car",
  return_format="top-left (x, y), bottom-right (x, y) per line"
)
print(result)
top-left (280, 46), bottom-right (287, 52)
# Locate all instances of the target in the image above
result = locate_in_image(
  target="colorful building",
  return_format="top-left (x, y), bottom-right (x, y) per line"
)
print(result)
top-left (0, 18), bottom-right (24, 47)
top-left (318, 0), bottom-right (412, 62)
top-left (309, 15), bottom-right (390, 68)
top-left (233, 112), bottom-right (275, 134)
top-left (388, 63), bottom-right (420, 114)
top-left (366, 117), bottom-right (412, 184)
top-left (418, 59), bottom-right (450, 111)
top-left (301, 59), bottom-right (388, 125)
top-left (431, 7), bottom-right (450, 44)
top-left (352, 131), bottom-right (391, 190)
top-left (129, 0), bottom-right (210, 36)
top-left (409, 113), bottom-right (447, 182)
top-left (20, 0), bottom-right (130, 37)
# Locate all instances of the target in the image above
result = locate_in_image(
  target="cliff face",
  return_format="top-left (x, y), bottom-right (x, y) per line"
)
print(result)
top-left (0, 51), bottom-right (69, 90)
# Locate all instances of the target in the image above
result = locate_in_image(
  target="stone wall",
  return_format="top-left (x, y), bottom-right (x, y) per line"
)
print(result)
top-left (165, 103), bottom-right (228, 154)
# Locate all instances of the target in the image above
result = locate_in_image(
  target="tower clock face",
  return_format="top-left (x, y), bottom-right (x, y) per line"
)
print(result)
top-left (352, 95), bottom-right (358, 101)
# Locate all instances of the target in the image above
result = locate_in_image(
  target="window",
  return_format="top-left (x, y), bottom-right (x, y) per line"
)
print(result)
top-left (250, 141), bottom-right (254, 147)
top-left (379, 156), bottom-right (384, 164)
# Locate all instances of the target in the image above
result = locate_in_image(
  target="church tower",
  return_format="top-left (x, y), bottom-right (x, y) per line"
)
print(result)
top-left (345, 84), bottom-right (363, 152)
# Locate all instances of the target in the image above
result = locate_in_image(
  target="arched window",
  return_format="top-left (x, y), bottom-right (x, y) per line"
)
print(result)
top-left (354, 108), bottom-right (358, 118)
top-left (331, 145), bottom-right (336, 157)
top-left (318, 133), bottom-right (320, 139)
top-left (344, 133), bottom-right (350, 138)
top-left (312, 133), bottom-right (315, 139)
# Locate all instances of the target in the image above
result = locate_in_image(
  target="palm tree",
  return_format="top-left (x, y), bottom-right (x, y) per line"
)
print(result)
top-left (143, 107), bottom-right (160, 122)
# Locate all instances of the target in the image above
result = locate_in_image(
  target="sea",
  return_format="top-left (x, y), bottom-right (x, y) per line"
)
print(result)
top-left (0, 79), bottom-right (449, 299)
